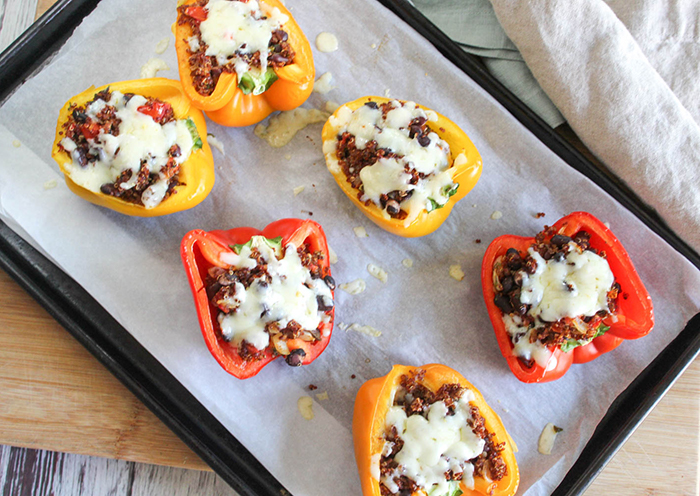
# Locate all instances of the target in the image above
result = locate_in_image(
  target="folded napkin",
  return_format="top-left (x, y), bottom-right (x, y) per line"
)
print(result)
top-left (485, 0), bottom-right (700, 254)
top-left (412, 0), bottom-right (565, 127)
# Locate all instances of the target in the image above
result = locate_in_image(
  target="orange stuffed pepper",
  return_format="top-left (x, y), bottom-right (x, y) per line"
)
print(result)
top-left (175, 0), bottom-right (314, 127)
top-left (353, 364), bottom-right (519, 496)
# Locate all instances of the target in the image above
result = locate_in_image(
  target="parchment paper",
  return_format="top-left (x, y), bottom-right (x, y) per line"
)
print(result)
top-left (0, 0), bottom-right (699, 494)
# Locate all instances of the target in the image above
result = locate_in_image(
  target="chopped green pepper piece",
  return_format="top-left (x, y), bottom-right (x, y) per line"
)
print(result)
top-left (560, 324), bottom-right (610, 353)
top-left (231, 235), bottom-right (283, 256)
top-left (238, 68), bottom-right (279, 96)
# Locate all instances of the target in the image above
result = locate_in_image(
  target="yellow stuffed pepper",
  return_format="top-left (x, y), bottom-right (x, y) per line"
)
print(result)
top-left (322, 97), bottom-right (482, 237)
top-left (52, 78), bottom-right (214, 216)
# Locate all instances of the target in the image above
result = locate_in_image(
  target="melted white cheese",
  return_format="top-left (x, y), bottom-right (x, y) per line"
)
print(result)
top-left (217, 237), bottom-right (333, 351)
top-left (254, 107), bottom-right (330, 148)
top-left (324, 100), bottom-right (454, 226)
top-left (200, 0), bottom-right (288, 77)
top-left (381, 391), bottom-right (484, 495)
top-left (60, 91), bottom-right (194, 209)
top-left (503, 314), bottom-right (552, 368)
top-left (520, 245), bottom-right (614, 321)
top-left (315, 32), bottom-right (338, 52)
top-left (503, 243), bottom-right (615, 367)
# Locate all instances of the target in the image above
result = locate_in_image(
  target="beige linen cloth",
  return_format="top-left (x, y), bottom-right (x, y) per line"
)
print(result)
top-left (488, 0), bottom-right (700, 253)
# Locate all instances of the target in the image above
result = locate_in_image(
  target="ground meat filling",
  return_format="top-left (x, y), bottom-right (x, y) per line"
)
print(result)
top-left (177, 0), bottom-right (295, 96)
top-left (205, 243), bottom-right (333, 365)
top-left (335, 101), bottom-right (434, 220)
top-left (493, 226), bottom-right (621, 366)
top-left (60, 91), bottom-right (183, 206)
top-left (379, 371), bottom-right (507, 495)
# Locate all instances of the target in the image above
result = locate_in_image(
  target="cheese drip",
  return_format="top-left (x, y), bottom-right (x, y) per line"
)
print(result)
top-left (217, 237), bottom-right (333, 350)
top-left (504, 243), bottom-right (615, 367)
top-left (60, 91), bottom-right (194, 209)
top-left (381, 390), bottom-right (484, 495)
top-left (326, 100), bottom-right (456, 226)
top-left (200, 0), bottom-right (288, 78)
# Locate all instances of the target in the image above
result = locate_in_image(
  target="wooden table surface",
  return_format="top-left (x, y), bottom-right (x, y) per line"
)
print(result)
top-left (0, 1), bottom-right (698, 495)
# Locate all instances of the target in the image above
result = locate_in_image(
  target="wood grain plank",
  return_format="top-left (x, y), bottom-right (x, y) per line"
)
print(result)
top-left (35, 0), bottom-right (54, 19)
top-left (0, 0), bottom-right (38, 51)
top-left (0, 444), bottom-right (134, 496)
top-left (0, 445), bottom-right (237, 496)
top-left (584, 361), bottom-right (700, 496)
top-left (0, 268), bottom-right (208, 471)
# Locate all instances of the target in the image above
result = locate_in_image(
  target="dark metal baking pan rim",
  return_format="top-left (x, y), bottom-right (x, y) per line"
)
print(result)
top-left (0, 1), bottom-right (698, 496)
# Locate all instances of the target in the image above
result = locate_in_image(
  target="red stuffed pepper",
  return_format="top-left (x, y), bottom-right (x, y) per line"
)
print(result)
top-left (181, 219), bottom-right (334, 378)
top-left (482, 212), bottom-right (654, 383)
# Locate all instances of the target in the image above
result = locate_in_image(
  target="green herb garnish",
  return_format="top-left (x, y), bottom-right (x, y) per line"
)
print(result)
top-left (185, 117), bottom-right (202, 150)
top-left (442, 182), bottom-right (459, 198)
top-left (426, 183), bottom-right (459, 213)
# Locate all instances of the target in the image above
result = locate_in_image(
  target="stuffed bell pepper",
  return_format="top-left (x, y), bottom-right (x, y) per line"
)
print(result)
top-left (482, 212), bottom-right (654, 383)
top-left (353, 364), bottom-right (519, 496)
top-left (181, 219), bottom-right (334, 379)
top-left (52, 78), bottom-right (214, 216)
top-left (322, 97), bottom-right (482, 237)
top-left (175, 0), bottom-right (314, 127)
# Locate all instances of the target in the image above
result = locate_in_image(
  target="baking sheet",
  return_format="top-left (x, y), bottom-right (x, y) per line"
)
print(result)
top-left (0, 0), bottom-right (699, 494)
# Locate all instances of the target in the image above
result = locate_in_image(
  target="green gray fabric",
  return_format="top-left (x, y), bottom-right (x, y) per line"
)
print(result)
top-left (412, 0), bottom-right (565, 127)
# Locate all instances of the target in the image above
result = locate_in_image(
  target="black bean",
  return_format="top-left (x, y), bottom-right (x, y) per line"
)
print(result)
top-left (75, 148), bottom-right (88, 167)
top-left (72, 109), bottom-right (87, 123)
top-left (500, 276), bottom-right (514, 293)
top-left (217, 271), bottom-right (238, 286)
top-left (550, 234), bottom-right (571, 247)
top-left (323, 275), bottom-right (336, 290)
top-left (494, 295), bottom-right (514, 314)
top-left (525, 258), bottom-right (538, 274)
top-left (386, 200), bottom-right (400, 216)
top-left (364, 101), bottom-right (378, 109)
top-left (206, 282), bottom-right (221, 300)
top-left (316, 295), bottom-right (334, 311)
top-left (417, 135), bottom-right (431, 147)
top-left (100, 183), bottom-right (118, 195)
top-left (285, 348), bottom-right (306, 367)
top-left (269, 53), bottom-right (289, 65)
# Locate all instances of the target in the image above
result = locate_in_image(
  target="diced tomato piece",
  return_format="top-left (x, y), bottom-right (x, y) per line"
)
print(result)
top-left (80, 121), bottom-right (101, 139)
top-left (137, 101), bottom-right (172, 123)
top-left (185, 6), bottom-right (207, 21)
